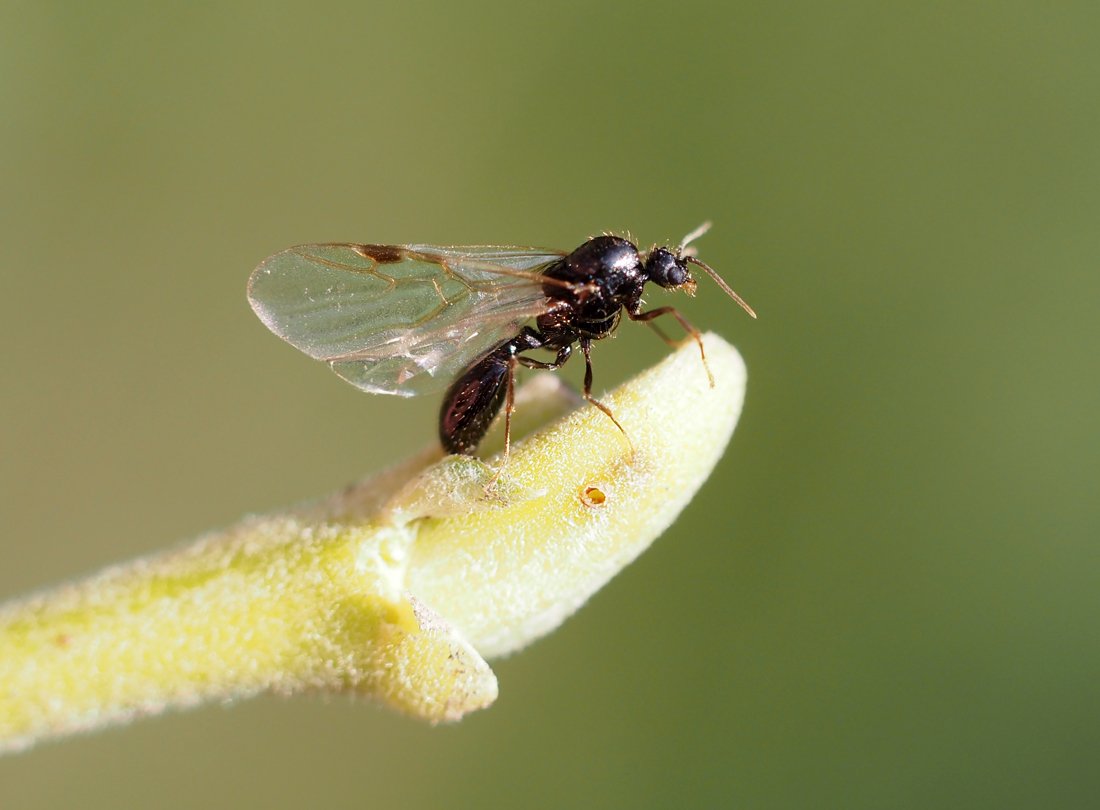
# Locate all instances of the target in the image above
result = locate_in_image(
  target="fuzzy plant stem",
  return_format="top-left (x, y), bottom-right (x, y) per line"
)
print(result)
top-left (0, 334), bottom-right (747, 754)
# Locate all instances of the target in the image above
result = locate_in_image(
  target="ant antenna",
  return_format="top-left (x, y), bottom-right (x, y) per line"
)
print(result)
top-left (678, 221), bottom-right (712, 258)
top-left (685, 255), bottom-right (758, 319)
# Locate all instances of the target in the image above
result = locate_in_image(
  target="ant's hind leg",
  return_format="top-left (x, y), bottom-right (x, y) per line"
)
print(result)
top-left (516, 343), bottom-right (573, 371)
top-left (485, 356), bottom-right (519, 493)
top-left (627, 306), bottom-right (714, 387)
top-left (580, 338), bottom-right (634, 457)
top-left (485, 341), bottom-right (569, 493)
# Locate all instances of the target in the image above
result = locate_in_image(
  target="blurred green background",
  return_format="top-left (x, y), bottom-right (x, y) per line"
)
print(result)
top-left (2, 2), bottom-right (1098, 807)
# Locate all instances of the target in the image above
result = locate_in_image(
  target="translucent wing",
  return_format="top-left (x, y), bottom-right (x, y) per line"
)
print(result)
top-left (247, 243), bottom-right (567, 396)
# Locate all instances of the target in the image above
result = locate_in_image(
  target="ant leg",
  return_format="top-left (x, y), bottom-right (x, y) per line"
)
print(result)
top-left (642, 319), bottom-right (676, 347)
top-left (485, 355), bottom-right (519, 493)
top-left (487, 344), bottom-right (571, 492)
top-left (517, 343), bottom-right (573, 371)
top-left (580, 338), bottom-right (634, 457)
top-left (627, 306), bottom-right (714, 387)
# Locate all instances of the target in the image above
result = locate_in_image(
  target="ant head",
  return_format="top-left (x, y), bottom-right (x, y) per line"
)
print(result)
top-left (644, 247), bottom-right (695, 292)
top-left (645, 222), bottom-right (758, 318)
top-left (643, 222), bottom-right (713, 294)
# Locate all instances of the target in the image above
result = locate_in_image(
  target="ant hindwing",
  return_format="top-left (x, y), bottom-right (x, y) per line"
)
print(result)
top-left (248, 223), bottom-right (755, 465)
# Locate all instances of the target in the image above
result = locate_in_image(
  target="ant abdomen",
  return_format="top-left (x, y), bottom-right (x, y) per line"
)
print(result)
top-left (439, 342), bottom-right (513, 455)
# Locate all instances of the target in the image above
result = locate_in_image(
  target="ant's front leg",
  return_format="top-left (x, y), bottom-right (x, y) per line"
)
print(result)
top-left (627, 304), bottom-right (714, 387)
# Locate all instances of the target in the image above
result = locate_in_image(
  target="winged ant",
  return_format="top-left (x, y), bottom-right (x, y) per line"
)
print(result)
top-left (248, 223), bottom-right (755, 471)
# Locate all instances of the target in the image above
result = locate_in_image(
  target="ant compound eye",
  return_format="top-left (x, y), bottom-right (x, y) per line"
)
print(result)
top-left (647, 249), bottom-right (689, 288)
